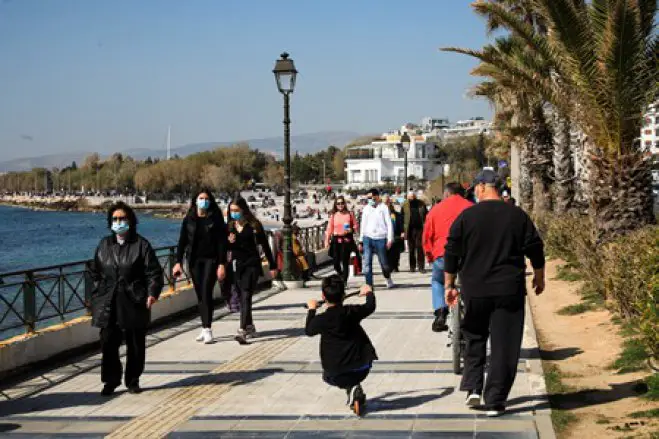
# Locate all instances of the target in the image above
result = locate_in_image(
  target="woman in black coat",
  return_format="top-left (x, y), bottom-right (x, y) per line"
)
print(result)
top-left (227, 195), bottom-right (276, 345)
top-left (88, 202), bottom-right (164, 396)
top-left (173, 189), bottom-right (227, 344)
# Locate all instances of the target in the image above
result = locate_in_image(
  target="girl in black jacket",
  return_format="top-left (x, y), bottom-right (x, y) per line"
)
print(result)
top-left (173, 189), bottom-right (228, 344)
top-left (227, 195), bottom-right (276, 345)
top-left (89, 202), bottom-right (164, 396)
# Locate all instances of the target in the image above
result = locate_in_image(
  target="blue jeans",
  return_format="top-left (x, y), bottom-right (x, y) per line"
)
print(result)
top-left (362, 237), bottom-right (390, 286)
top-left (431, 257), bottom-right (447, 311)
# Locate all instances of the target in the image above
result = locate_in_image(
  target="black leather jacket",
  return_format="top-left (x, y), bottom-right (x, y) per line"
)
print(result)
top-left (88, 234), bottom-right (164, 329)
top-left (176, 209), bottom-right (227, 266)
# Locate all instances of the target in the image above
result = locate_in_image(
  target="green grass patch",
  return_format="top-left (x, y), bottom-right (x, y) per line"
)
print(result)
top-left (542, 362), bottom-right (578, 433)
top-left (551, 409), bottom-right (577, 433)
top-left (629, 408), bottom-right (659, 418)
top-left (557, 302), bottom-right (593, 316)
top-left (595, 416), bottom-right (611, 424)
top-left (554, 264), bottom-right (583, 282)
top-left (644, 373), bottom-right (659, 401)
top-left (578, 283), bottom-right (605, 307)
top-left (608, 338), bottom-right (649, 373)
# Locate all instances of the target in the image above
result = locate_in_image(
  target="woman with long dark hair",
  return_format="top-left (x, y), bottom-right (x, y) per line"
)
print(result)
top-left (227, 195), bottom-right (276, 344)
top-left (173, 188), bottom-right (227, 344)
top-left (324, 195), bottom-right (358, 286)
top-left (88, 202), bottom-right (164, 396)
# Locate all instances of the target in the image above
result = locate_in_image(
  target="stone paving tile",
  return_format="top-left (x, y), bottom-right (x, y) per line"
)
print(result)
top-left (0, 262), bottom-right (550, 438)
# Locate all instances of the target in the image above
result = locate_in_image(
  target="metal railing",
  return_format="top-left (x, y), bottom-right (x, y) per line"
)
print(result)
top-left (0, 223), bottom-right (328, 341)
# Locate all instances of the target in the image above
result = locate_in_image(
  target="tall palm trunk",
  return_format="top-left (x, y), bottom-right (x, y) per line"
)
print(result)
top-left (572, 130), bottom-right (590, 212)
top-left (526, 104), bottom-right (553, 215)
top-left (588, 149), bottom-right (655, 242)
top-left (551, 112), bottom-right (574, 213)
top-left (519, 143), bottom-right (533, 212)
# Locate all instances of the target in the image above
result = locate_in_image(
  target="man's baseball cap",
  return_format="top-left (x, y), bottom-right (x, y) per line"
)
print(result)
top-left (473, 169), bottom-right (502, 186)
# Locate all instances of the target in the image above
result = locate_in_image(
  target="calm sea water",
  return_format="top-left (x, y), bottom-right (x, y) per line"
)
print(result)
top-left (0, 205), bottom-right (182, 274)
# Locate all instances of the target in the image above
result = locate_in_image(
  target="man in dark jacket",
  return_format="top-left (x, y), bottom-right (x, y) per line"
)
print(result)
top-left (402, 190), bottom-right (428, 273)
top-left (444, 170), bottom-right (545, 417)
top-left (89, 202), bottom-right (164, 396)
top-left (306, 276), bottom-right (377, 416)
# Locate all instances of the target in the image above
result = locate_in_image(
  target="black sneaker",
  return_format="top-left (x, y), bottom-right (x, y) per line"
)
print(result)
top-left (127, 384), bottom-right (142, 394)
top-left (419, 268), bottom-right (426, 274)
top-left (432, 308), bottom-right (449, 332)
top-left (349, 385), bottom-right (366, 416)
top-left (101, 384), bottom-right (118, 396)
top-left (235, 330), bottom-right (249, 345)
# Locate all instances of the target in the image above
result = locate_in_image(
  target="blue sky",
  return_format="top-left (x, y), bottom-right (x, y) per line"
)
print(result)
top-left (0, 0), bottom-right (493, 160)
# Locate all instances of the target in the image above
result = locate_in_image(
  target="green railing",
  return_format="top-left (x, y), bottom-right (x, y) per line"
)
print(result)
top-left (0, 223), bottom-right (329, 341)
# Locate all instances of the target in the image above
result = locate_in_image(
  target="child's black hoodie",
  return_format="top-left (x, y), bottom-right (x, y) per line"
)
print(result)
top-left (305, 293), bottom-right (378, 376)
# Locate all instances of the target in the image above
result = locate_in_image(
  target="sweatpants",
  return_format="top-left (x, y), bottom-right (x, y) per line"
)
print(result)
top-left (323, 367), bottom-right (371, 390)
top-left (407, 227), bottom-right (425, 271)
top-left (191, 258), bottom-right (217, 328)
top-left (459, 294), bottom-right (525, 408)
top-left (100, 325), bottom-right (146, 388)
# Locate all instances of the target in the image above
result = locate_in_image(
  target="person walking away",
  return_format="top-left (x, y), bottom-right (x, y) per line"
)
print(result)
top-left (502, 190), bottom-right (517, 206)
top-left (88, 202), bottom-right (164, 396)
top-left (444, 170), bottom-right (545, 417)
top-left (359, 188), bottom-right (394, 289)
top-left (402, 190), bottom-right (428, 273)
top-left (422, 183), bottom-right (472, 332)
top-left (227, 195), bottom-right (277, 345)
top-left (324, 196), bottom-right (358, 286)
top-left (173, 189), bottom-right (227, 344)
top-left (305, 275), bottom-right (377, 416)
top-left (292, 224), bottom-right (312, 282)
top-left (382, 195), bottom-right (403, 272)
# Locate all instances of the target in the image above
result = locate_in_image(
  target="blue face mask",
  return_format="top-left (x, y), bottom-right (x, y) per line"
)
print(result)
top-left (111, 221), bottom-right (130, 235)
top-left (230, 212), bottom-right (242, 220)
top-left (368, 199), bottom-right (376, 207)
top-left (196, 198), bottom-right (210, 210)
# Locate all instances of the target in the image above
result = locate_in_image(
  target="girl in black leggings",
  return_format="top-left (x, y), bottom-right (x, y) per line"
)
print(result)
top-left (174, 189), bottom-right (227, 344)
top-left (227, 195), bottom-right (276, 345)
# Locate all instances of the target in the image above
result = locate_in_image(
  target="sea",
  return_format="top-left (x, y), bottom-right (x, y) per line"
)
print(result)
top-left (0, 205), bottom-right (182, 274)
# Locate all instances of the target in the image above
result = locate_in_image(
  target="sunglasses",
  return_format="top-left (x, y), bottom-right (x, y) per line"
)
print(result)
top-left (111, 216), bottom-right (127, 222)
top-left (336, 202), bottom-right (345, 205)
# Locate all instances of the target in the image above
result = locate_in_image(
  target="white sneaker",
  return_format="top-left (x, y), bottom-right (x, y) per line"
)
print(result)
top-left (195, 329), bottom-right (206, 342)
top-left (486, 407), bottom-right (506, 417)
top-left (465, 392), bottom-right (481, 407)
top-left (386, 278), bottom-right (395, 289)
top-left (202, 328), bottom-right (213, 344)
top-left (245, 325), bottom-right (257, 339)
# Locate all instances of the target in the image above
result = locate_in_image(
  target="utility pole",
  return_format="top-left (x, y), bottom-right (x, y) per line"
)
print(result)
top-left (322, 159), bottom-right (326, 184)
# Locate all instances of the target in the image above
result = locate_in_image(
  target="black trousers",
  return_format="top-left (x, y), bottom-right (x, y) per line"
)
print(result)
top-left (332, 240), bottom-right (354, 284)
top-left (235, 265), bottom-right (260, 329)
top-left (387, 239), bottom-right (402, 271)
top-left (407, 227), bottom-right (425, 271)
top-left (191, 258), bottom-right (217, 328)
top-left (323, 368), bottom-right (371, 390)
top-left (459, 294), bottom-right (525, 408)
top-left (100, 325), bottom-right (146, 388)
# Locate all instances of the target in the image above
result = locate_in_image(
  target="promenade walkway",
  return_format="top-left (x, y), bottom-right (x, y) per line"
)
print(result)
top-left (0, 262), bottom-right (554, 438)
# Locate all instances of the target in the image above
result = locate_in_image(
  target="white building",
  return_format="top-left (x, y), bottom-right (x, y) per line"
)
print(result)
top-left (641, 100), bottom-right (659, 156)
top-left (344, 117), bottom-right (492, 189)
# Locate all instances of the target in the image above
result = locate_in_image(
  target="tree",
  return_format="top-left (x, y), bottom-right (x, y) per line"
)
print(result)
top-left (202, 164), bottom-right (240, 194)
top-left (263, 162), bottom-right (285, 188)
top-left (82, 153), bottom-right (101, 170)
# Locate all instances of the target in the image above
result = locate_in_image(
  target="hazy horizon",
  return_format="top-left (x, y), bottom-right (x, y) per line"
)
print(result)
top-left (0, 0), bottom-right (492, 161)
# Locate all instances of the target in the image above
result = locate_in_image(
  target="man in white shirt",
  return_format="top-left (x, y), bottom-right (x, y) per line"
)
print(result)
top-left (359, 188), bottom-right (395, 288)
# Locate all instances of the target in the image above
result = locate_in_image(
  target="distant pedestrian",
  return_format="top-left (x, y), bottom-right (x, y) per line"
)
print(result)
top-left (227, 195), bottom-right (277, 345)
top-left (402, 190), bottom-right (428, 273)
top-left (305, 276), bottom-right (377, 416)
top-left (359, 188), bottom-right (394, 289)
top-left (422, 183), bottom-right (472, 332)
top-left (173, 189), bottom-right (227, 344)
top-left (88, 202), bottom-right (164, 396)
top-left (444, 170), bottom-right (545, 417)
top-left (325, 196), bottom-right (358, 286)
top-left (382, 195), bottom-right (403, 272)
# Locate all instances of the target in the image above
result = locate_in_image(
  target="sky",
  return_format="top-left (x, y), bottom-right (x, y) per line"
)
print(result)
top-left (0, 0), bottom-right (493, 160)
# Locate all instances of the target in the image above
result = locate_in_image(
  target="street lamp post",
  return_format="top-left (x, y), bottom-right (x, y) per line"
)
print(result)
top-left (273, 52), bottom-right (298, 283)
top-left (400, 132), bottom-right (411, 194)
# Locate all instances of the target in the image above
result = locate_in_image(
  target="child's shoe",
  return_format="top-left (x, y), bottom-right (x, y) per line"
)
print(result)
top-left (348, 384), bottom-right (366, 416)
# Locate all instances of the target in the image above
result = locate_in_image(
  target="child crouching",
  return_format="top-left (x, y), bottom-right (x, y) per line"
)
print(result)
top-left (305, 275), bottom-right (378, 416)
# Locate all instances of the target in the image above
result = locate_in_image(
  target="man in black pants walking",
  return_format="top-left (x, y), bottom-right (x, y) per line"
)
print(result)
top-left (402, 190), bottom-right (427, 273)
top-left (443, 169), bottom-right (545, 417)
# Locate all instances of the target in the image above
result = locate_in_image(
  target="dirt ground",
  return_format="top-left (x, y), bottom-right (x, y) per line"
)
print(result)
top-left (527, 259), bottom-right (658, 438)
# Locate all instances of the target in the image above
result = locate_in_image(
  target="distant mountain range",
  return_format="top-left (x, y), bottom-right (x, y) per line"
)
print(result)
top-left (0, 131), bottom-right (361, 172)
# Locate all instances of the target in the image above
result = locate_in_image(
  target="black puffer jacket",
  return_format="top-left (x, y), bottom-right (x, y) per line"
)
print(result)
top-left (88, 234), bottom-right (164, 329)
top-left (175, 209), bottom-right (227, 265)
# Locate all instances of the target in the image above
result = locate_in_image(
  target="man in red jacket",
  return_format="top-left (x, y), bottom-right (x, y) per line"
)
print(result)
top-left (422, 182), bottom-right (473, 331)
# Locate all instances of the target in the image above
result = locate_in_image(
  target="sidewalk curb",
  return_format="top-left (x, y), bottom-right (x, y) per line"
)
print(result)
top-left (524, 298), bottom-right (557, 439)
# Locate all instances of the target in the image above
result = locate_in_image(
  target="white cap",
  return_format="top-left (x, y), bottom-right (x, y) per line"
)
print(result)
top-left (502, 190), bottom-right (510, 197)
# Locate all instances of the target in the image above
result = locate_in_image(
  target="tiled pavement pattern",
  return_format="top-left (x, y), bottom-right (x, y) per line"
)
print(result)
top-left (0, 262), bottom-right (554, 438)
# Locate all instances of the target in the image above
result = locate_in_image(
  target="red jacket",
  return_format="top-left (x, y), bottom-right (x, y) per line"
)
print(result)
top-left (422, 195), bottom-right (473, 261)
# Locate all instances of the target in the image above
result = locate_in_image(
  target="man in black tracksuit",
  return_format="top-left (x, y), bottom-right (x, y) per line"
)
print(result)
top-left (443, 170), bottom-right (545, 417)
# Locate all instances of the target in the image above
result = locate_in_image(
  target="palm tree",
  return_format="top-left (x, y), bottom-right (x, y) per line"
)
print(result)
top-left (442, 0), bottom-right (658, 240)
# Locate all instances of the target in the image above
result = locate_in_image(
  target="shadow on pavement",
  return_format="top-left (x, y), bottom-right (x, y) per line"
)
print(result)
top-left (367, 387), bottom-right (454, 412)
top-left (0, 424), bottom-right (20, 433)
top-left (520, 347), bottom-right (584, 361)
top-left (144, 367), bottom-right (284, 391)
top-left (253, 303), bottom-right (306, 311)
top-left (0, 390), bottom-right (122, 417)
top-left (210, 327), bottom-right (305, 345)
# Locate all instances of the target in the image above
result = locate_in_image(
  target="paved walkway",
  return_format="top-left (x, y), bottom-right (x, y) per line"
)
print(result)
top-left (0, 262), bottom-right (554, 438)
